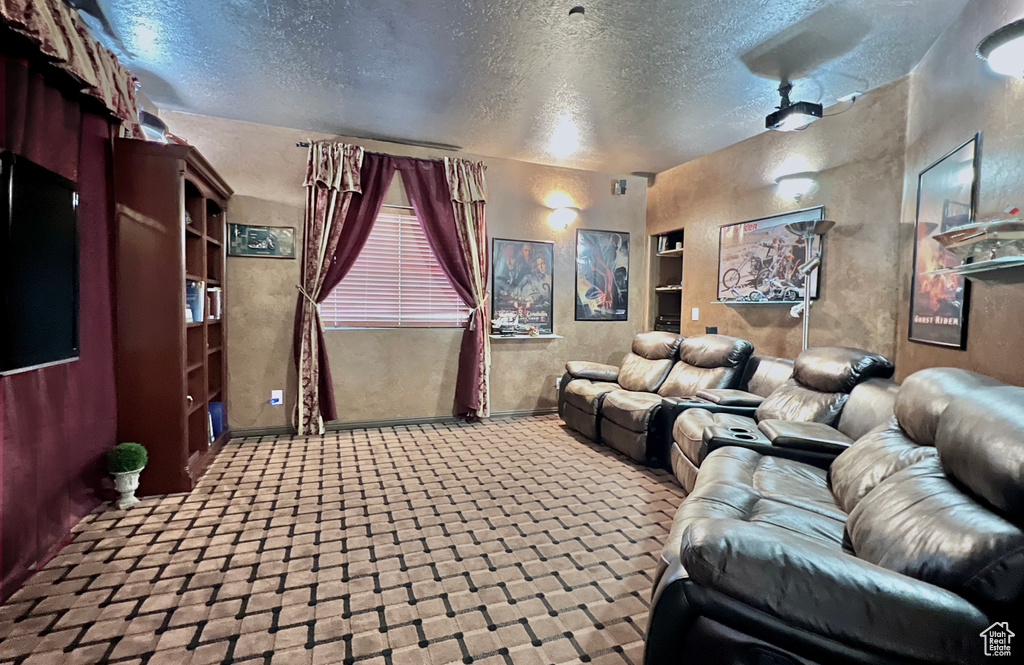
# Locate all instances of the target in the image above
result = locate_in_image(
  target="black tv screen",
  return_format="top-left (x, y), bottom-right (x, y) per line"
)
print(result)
top-left (0, 151), bottom-right (79, 374)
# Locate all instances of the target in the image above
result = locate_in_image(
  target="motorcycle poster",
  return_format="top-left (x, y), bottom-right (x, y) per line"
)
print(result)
top-left (716, 207), bottom-right (824, 303)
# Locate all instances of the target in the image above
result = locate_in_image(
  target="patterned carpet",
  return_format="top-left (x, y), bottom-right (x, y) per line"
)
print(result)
top-left (0, 415), bottom-right (684, 665)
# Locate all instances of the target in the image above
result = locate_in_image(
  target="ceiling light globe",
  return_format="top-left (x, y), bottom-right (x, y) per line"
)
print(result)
top-left (977, 18), bottom-right (1024, 77)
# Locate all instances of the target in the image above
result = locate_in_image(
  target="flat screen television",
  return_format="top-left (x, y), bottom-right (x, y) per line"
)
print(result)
top-left (0, 151), bottom-right (79, 374)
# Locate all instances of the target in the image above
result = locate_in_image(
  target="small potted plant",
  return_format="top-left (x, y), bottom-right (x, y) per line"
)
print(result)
top-left (107, 442), bottom-right (148, 509)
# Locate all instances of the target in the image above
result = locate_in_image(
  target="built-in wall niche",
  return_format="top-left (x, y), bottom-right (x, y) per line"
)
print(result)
top-left (648, 229), bottom-right (685, 333)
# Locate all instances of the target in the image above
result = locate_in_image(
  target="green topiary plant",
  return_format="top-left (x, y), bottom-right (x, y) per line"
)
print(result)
top-left (107, 442), bottom-right (148, 474)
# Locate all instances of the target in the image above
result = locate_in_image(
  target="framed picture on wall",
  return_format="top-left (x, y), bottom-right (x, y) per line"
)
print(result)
top-left (909, 133), bottom-right (979, 348)
top-left (491, 238), bottom-right (554, 334)
top-left (575, 229), bottom-right (629, 321)
top-left (716, 206), bottom-right (824, 303)
top-left (228, 223), bottom-right (296, 258)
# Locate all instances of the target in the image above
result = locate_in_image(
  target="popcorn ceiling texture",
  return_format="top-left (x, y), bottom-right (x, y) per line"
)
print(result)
top-left (0, 415), bottom-right (684, 664)
top-left (99, 0), bottom-right (967, 173)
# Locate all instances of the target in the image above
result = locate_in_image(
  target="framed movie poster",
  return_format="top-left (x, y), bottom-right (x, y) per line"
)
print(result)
top-left (576, 229), bottom-right (629, 321)
top-left (717, 206), bottom-right (824, 303)
top-left (491, 238), bottom-right (554, 334)
top-left (909, 134), bottom-right (979, 348)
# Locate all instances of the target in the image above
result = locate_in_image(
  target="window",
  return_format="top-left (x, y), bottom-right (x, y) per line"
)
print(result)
top-left (320, 206), bottom-right (470, 328)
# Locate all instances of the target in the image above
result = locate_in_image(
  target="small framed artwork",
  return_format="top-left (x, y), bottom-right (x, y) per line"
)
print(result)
top-left (228, 223), bottom-right (296, 258)
top-left (909, 133), bottom-right (980, 348)
top-left (575, 229), bottom-right (629, 321)
top-left (491, 238), bottom-right (554, 334)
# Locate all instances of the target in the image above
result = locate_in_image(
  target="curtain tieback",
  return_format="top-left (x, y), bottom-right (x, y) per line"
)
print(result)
top-left (468, 304), bottom-right (486, 331)
top-left (296, 284), bottom-right (318, 306)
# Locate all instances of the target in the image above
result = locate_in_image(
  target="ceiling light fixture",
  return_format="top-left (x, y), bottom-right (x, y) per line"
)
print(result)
top-left (977, 18), bottom-right (1024, 77)
top-left (766, 83), bottom-right (822, 132)
top-left (774, 172), bottom-right (818, 201)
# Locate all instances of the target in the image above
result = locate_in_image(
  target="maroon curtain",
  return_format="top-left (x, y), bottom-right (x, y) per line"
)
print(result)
top-left (293, 151), bottom-right (396, 425)
top-left (0, 53), bottom-right (118, 601)
top-left (394, 158), bottom-right (484, 417)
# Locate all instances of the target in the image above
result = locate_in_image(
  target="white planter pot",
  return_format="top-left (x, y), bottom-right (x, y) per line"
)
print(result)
top-left (112, 469), bottom-right (143, 509)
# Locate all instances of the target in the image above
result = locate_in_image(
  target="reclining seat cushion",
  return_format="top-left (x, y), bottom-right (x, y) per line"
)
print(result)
top-left (835, 378), bottom-right (900, 440)
top-left (601, 390), bottom-right (662, 431)
top-left (615, 331), bottom-right (682, 393)
top-left (893, 367), bottom-right (1002, 447)
top-left (673, 409), bottom-right (755, 473)
top-left (562, 379), bottom-right (621, 439)
top-left (655, 465), bottom-right (846, 587)
top-left (657, 335), bottom-right (754, 398)
top-left (564, 361), bottom-right (619, 383)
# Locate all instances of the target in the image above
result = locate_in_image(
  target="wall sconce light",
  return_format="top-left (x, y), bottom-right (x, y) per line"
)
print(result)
top-left (775, 172), bottom-right (818, 202)
top-left (977, 18), bottom-right (1024, 77)
top-left (548, 207), bottom-right (579, 230)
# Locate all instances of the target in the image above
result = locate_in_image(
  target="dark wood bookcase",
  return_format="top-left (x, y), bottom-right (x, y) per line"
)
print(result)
top-left (113, 139), bottom-right (233, 495)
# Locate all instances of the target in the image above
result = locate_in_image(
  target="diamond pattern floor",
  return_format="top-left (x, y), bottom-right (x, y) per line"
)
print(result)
top-left (0, 415), bottom-right (684, 664)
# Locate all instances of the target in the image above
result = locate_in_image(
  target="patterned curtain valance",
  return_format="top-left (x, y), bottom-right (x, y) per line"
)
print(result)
top-left (303, 141), bottom-right (364, 193)
top-left (444, 157), bottom-right (487, 203)
top-left (1, 0), bottom-right (138, 123)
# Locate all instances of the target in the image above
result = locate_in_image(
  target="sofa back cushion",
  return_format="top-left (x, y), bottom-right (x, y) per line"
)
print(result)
top-left (657, 335), bottom-right (753, 397)
top-left (616, 332), bottom-right (682, 393)
top-left (847, 457), bottom-right (1024, 605)
top-left (830, 419), bottom-right (936, 514)
top-left (935, 387), bottom-right (1024, 517)
top-left (893, 367), bottom-right (1000, 446)
top-left (791, 347), bottom-right (895, 394)
top-left (739, 355), bottom-right (794, 398)
top-left (836, 378), bottom-right (900, 440)
top-left (756, 380), bottom-right (847, 425)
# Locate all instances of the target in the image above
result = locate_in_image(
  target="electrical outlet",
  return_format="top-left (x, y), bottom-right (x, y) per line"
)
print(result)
top-left (691, 307), bottom-right (700, 321)
top-left (270, 390), bottom-right (283, 405)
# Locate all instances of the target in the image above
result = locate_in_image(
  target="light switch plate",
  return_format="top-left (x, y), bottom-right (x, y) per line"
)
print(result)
top-left (270, 390), bottom-right (283, 405)
top-left (691, 307), bottom-right (700, 321)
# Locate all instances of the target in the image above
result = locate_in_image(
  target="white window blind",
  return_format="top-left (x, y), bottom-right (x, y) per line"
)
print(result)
top-left (320, 206), bottom-right (470, 328)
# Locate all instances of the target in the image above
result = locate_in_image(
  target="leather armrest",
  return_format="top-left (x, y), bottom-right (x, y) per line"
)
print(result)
top-left (702, 426), bottom-right (836, 470)
top-left (695, 389), bottom-right (764, 408)
top-left (565, 361), bottom-right (619, 382)
top-left (680, 520), bottom-right (988, 664)
top-left (661, 397), bottom-right (758, 419)
top-left (757, 420), bottom-right (854, 455)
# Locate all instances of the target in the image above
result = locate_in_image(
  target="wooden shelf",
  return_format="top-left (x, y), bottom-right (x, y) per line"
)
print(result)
top-left (185, 226), bottom-right (202, 238)
top-left (655, 285), bottom-right (683, 293)
top-left (208, 389), bottom-right (222, 401)
top-left (489, 334), bottom-right (564, 340)
top-left (186, 272), bottom-right (203, 282)
top-left (187, 321), bottom-right (204, 329)
top-left (206, 237), bottom-right (222, 247)
top-left (187, 398), bottom-right (205, 415)
top-left (187, 360), bottom-right (204, 373)
top-left (208, 345), bottom-right (222, 354)
top-left (206, 278), bottom-right (221, 286)
top-left (656, 248), bottom-right (685, 257)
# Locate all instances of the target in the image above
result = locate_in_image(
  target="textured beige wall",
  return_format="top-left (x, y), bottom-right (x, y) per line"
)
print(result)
top-left (894, 0), bottom-right (1024, 384)
top-left (646, 79), bottom-right (909, 361)
top-left (160, 111), bottom-right (648, 429)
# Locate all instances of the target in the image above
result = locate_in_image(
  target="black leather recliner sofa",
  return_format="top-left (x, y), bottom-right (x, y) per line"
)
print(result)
top-left (670, 347), bottom-right (895, 492)
top-left (646, 367), bottom-right (1015, 665)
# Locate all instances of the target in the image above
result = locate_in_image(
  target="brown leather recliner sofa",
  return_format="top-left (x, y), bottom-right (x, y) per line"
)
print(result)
top-left (670, 346), bottom-right (896, 492)
top-left (599, 335), bottom-right (754, 464)
top-left (646, 367), bottom-right (1013, 665)
top-left (559, 331), bottom-right (684, 441)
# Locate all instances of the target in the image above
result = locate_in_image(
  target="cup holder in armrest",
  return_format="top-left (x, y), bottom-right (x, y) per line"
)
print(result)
top-left (727, 426), bottom-right (754, 434)
top-left (732, 433), bottom-right (759, 441)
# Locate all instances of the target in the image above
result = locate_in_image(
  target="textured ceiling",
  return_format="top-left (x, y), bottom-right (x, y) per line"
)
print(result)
top-left (93, 0), bottom-right (970, 174)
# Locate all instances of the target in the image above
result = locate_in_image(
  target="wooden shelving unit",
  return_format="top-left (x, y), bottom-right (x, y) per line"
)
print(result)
top-left (113, 139), bottom-right (233, 496)
top-left (648, 229), bottom-right (685, 333)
